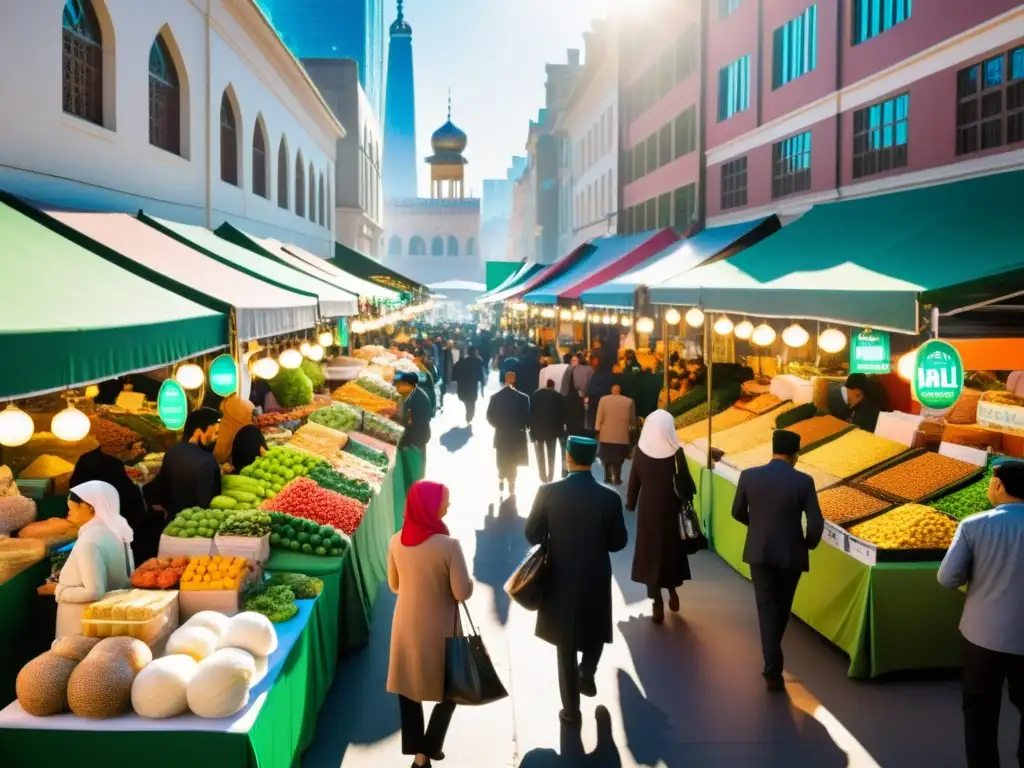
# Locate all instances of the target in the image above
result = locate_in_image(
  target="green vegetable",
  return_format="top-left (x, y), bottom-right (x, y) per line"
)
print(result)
top-left (667, 386), bottom-right (707, 418)
top-left (267, 572), bottom-right (324, 599)
top-left (775, 403), bottom-right (819, 429)
top-left (219, 509), bottom-right (273, 537)
top-left (354, 376), bottom-right (399, 402)
top-left (361, 412), bottom-right (403, 445)
top-left (309, 462), bottom-right (374, 503)
top-left (210, 495), bottom-right (238, 509)
top-left (269, 367), bottom-right (314, 408)
top-left (932, 457), bottom-right (1003, 521)
top-left (242, 583), bottom-right (299, 623)
top-left (300, 359), bottom-right (326, 390)
top-left (343, 438), bottom-right (389, 469)
top-left (673, 383), bottom-right (741, 429)
top-left (309, 404), bottom-right (361, 433)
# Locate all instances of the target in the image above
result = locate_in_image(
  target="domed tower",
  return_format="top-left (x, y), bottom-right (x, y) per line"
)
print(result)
top-left (426, 92), bottom-right (469, 199)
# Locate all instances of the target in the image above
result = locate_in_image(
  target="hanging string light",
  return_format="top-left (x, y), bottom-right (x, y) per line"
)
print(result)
top-left (635, 316), bottom-right (655, 334)
top-left (0, 403), bottom-right (35, 447)
top-left (573, 309), bottom-right (586, 322)
top-left (300, 342), bottom-right (313, 358)
top-left (620, 316), bottom-right (632, 327)
top-left (308, 344), bottom-right (325, 362)
top-left (664, 308), bottom-right (681, 326)
top-left (781, 323), bottom-right (810, 348)
top-left (318, 331), bottom-right (334, 347)
top-left (252, 357), bottom-right (280, 380)
top-left (713, 315), bottom-right (734, 335)
top-left (751, 323), bottom-right (777, 347)
top-left (175, 363), bottom-right (205, 391)
top-left (602, 313), bottom-right (613, 325)
top-left (734, 320), bottom-right (754, 340)
top-left (818, 328), bottom-right (847, 354)
top-left (540, 308), bottom-right (556, 319)
top-left (51, 404), bottom-right (91, 443)
top-left (279, 348), bottom-right (303, 369)
top-left (559, 309), bottom-right (573, 321)
top-left (685, 308), bottom-right (705, 327)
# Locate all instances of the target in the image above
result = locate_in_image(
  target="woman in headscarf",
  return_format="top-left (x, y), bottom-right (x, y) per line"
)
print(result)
top-left (143, 407), bottom-right (222, 518)
top-left (230, 424), bottom-right (267, 474)
top-left (54, 481), bottom-right (135, 639)
top-left (70, 445), bottom-right (152, 562)
top-left (626, 410), bottom-right (697, 624)
top-left (214, 396), bottom-right (257, 466)
top-left (386, 481), bottom-right (473, 768)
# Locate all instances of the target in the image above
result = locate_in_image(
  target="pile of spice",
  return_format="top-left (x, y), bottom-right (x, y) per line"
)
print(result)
top-left (784, 415), bottom-right (852, 452)
top-left (817, 485), bottom-right (890, 525)
top-left (860, 452), bottom-right (978, 502)
top-left (798, 430), bottom-right (907, 480)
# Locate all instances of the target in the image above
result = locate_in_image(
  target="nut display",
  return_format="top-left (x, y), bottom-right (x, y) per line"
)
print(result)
top-left (848, 503), bottom-right (958, 550)
top-left (784, 415), bottom-right (852, 451)
top-left (817, 486), bottom-right (890, 525)
top-left (676, 407), bottom-right (754, 443)
top-left (712, 403), bottom-right (798, 455)
top-left (860, 452), bottom-right (979, 502)
top-left (794, 462), bottom-right (842, 491)
top-left (798, 429), bottom-right (907, 480)
top-left (736, 393), bottom-right (783, 415)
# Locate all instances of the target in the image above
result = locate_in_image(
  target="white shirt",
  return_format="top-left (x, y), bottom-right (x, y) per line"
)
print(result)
top-left (55, 521), bottom-right (132, 604)
top-left (540, 363), bottom-right (570, 395)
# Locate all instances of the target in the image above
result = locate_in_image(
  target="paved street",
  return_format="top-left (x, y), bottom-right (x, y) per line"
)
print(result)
top-left (304, 381), bottom-right (1016, 768)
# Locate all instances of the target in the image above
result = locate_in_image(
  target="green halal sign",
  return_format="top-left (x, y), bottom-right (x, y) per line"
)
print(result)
top-left (850, 330), bottom-right (891, 374)
top-left (913, 339), bottom-right (964, 411)
top-left (156, 379), bottom-right (189, 431)
top-left (208, 355), bottom-right (238, 397)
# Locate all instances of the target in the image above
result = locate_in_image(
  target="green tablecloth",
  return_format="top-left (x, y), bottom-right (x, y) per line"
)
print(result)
top-left (0, 560), bottom-right (55, 709)
top-left (686, 458), bottom-right (965, 678)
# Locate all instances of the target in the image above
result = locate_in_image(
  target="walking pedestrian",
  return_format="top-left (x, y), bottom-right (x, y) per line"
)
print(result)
top-left (938, 459), bottom-right (1024, 768)
top-left (517, 347), bottom-right (542, 395)
top-left (439, 341), bottom-right (455, 412)
top-left (731, 430), bottom-right (823, 691)
top-left (585, 359), bottom-right (614, 434)
top-left (451, 345), bottom-right (487, 425)
top-left (396, 372), bottom-right (432, 468)
top-left (626, 410), bottom-right (696, 624)
top-left (525, 436), bottom-right (627, 724)
top-left (529, 379), bottom-right (565, 483)
top-left (487, 371), bottom-right (531, 496)
top-left (594, 383), bottom-right (636, 485)
top-left (387, 481), bottom-right (474, 768)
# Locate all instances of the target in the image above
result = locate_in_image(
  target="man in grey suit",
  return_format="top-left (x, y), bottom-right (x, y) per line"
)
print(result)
top-left (731, 429), bottom-right (824, 691)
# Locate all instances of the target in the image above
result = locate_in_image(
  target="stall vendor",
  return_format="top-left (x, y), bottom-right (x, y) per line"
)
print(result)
top-left (395, 371), bottom-right (432, 462)
top-left (143, 408), bottom-right (222, 517)
top-left (844, 373), bottom-right (883, 432)
top-left (55, 481), bottom-right (134, 639)
top-left (213, 395), bottom-right (266, 472)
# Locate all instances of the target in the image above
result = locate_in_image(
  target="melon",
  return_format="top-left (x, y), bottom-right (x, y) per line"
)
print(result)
top-left (50, 635), bottom-right (101, 662)
top-left (15, 635), bottom-right (101, 716)
top-left (91, 637), bottom-right (152, 674)
top-left (131, 655), bottom-right (198, 719)
top-left (67, 649), bottom-right (136, 719)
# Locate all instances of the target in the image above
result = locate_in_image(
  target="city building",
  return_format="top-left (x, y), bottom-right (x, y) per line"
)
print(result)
top-left (255, 0), bottom-right (386, 121)
top-left (481, 156), bottom-right (526, 264)
top-left (0, 0), bottom-right (343, 256)
top-left (301, 59), bottom-right (384, 258)
top-left (704, 0), bottom-right (1024, 226)
top-left (382, 0), bottom-right (418, 200)
top-left (383, 106), bottom-right (482, 284)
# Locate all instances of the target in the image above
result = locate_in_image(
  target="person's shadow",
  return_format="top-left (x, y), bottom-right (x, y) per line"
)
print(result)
top-left (519, 706), bottom-right (622, 767)
top-left (439, 425), bottom-right (473, 453)
top-left (473, 496), bottom-right (528, 625)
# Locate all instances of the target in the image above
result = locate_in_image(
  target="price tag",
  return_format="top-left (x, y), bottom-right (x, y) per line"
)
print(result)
top-left (822, 522), bottom-right (846, 551)
top-left (844, 534), bottom-right (877, 566)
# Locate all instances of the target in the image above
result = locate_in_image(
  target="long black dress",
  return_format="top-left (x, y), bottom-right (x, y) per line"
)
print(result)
top-left (626, 447), bottom-right (696, 589)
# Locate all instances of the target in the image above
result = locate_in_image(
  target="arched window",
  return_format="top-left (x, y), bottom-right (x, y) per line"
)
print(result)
top-left (252, 117), bottom-right (268, 198)
top-left (295, 151), bottom-right (305, 217)
top-left (467, 237), bottom-right (477, 257)
top-left (318, 174), bottom-right (325, 225)
top-left (431, 236), bottom-right (444, 257)
top-left (447, 236), bottom-right (459, 256)
top-left (62, 0), bottom-right (103, 125)
top-left (308, 163), bottom-right (316, 222)
top-left (149, 33), bottom-right (181, 155)
top-left (409, 236), bottom-right (426, 256)
top-left (277, 137), bottom-right (288, 209)
top-left (220, 91), bottom-right (238, 186)
top-left (388, 236), bottom-right (402, 256)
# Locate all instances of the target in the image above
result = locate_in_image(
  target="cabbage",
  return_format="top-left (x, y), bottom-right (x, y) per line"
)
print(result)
top-left (300, 360), bottom-right (326, 391)
top-left (269, 367), bottom-right (314, 408)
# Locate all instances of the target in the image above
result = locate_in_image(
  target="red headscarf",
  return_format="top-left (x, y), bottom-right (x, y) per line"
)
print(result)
top-left (401, 481), bottom-right (450, 546)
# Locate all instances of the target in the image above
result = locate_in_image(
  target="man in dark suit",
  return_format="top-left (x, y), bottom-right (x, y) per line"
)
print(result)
top-left (529, 379), bottom-right (566, 483)
top-left (395, 372), bottom-right (432, 466)
top-left (487, 371), bottom-right (531, 496)
top-left (731, 429), bottom-right (824, 691)
top-left (525, 436), bottom-right (628, 724)
top-left (452, 345), bottom-right (487, 425)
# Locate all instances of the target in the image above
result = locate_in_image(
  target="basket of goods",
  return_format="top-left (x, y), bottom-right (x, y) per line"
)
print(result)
top-left (130, 556), bottom-right (190, 589)
top-left (0, 536), bottom-right (47, 585)
top-left (214, 509), bottom-right (273, 563)
top-left (17, 517), bottom-right (79, 551)
top-left (81, 589), bottom-right (179, 646)
top-left (89, 416), bottom-right (146, 463)
top-left (177, 555), bottom-right (254, 620)
top-left (0, 466), bottom-right (37, 534)
top-left (261, 477), bottom-right (367, 536)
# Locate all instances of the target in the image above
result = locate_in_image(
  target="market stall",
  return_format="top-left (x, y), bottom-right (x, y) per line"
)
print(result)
top-left (330, 240), bottom-right (427, 295)
top-left (478, 260), bottom-right (545, 304)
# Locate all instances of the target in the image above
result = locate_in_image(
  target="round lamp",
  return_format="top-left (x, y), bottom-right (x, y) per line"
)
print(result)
top-left (818, 328), bottom-right (847, 354)
top-left (734, 320), bottom-right (754, 340)
top-left (252, 357), bottom-right (280, 380)
top-left (713, 315), bottom-right (734, 335)
top-left (573, 309), bottom-right (586, 322)
top-left (751, 323), bottom-right (777, 347)
top-left (621, 316), bottom-right (632, 327)
top-left (664, 308), bottom-right (681, 326)
top-left (350, 319), bottom-right (367, 334)
top-left (897, 350), bottom-right (917, 382)
top-left (559, 309), bottom-right (572, 321)
top-left (308, 344), bottom-right (325, 362)
top-left (84, 385), bottom-right (100, 400)
top-left (175, 363), bottom-right (205, 391)
top-left (635, 316), bottom-right (655, 334)
top-left (781, 323), bottom-right (810, 348)
top-left (530, 308), bottom-right (539, 318)
top-left (541, 308), bottom-right (555, 319)
top-left (279, 348), bottom-right (303, 369)
top-left (51, 405), bottom-right (91, 443)
top-left (318, 331), bottom-right (334, 347)
top-left (0, 404), bottom-right (35, 447)
top-left (514, 302), bottom-right (528, 313)
top-left (602, 314), bottom-right (613, 325)
top-left (685, 308), bottom-right (705, 327)
top-left (300, 342), bottom-right (313, 358)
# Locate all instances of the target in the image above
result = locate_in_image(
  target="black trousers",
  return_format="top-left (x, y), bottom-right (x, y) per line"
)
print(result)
top-left (463, 399), bottom-right (476, 423)
top-left (556, 643), bottom-right (603, 715)
top-left (749, 564), bottom-right (802, 679)
top-left (962, 638), bottom-right (1024, 768)
top-left (398, 694), bottom-right (457, 757)
top-left (534, 438), bottom-right (557, 483)
top-left (647, 585), bottom-right (678, 602)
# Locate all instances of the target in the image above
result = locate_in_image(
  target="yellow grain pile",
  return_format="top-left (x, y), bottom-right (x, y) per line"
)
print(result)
top-left (712, 403), bottom-right (798, 455)
top-left (798, 430), bottom-right (907, 480)
top-left (675, 407), bottom-right (754, 444)
top-left (848, 504), bottom-right (957, 550)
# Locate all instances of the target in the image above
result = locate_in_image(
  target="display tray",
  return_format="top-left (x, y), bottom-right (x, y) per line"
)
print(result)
top-left (793, 422), bottom-right (857, 455)
top-left (842, 506), bottom-right (951, 563)
top-left (849, 448), bottom-right (986, 506)
top-left (816, 483), bottom-right (895, 528)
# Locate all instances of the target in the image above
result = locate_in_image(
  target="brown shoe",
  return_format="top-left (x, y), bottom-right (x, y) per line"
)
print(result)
top-left (668, 589), bottom-right (680, 613)
top-left (652, 600), bottom-right (664, 624)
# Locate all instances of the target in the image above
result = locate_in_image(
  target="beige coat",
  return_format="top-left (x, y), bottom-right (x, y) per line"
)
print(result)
top-left (595, 394), bottom-right (636, 445)
top-left (386, 532), bottom-right (474, 702)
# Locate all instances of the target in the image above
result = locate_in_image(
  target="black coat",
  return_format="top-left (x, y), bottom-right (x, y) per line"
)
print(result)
top-left (398, 386), bottom-right (432, 448)
top-left (517, 355), bottom-right (542, 395)
top-left (564, 387), bottom-right (586, 437)
top-left (442, 348), bottom-right (455, 384)
top-left (626, 448), bottom-right (695, 588)
top-left (452, 356), bottom-right (486, 403)
top-left (529, 388), bottom-right (565, 442)
top-left (525, 472), bottom-right (628, 649)
top-left (143, 442), bottom-right (221, 519)
top-left (487, 386), bottom-right (531, 470)
top-left (731, 459), bottom-right (824, 572)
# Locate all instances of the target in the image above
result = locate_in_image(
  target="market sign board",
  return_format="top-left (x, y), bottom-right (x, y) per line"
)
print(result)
top-left (157, 379), bottom-right (188, 431)
top-left (850, 330), bottom-right (891, 374)
top-left (337, 318), bottom-right (349, 349)
top-left (913, 339), bottom-right (963, 411)
top-left (208, 354), bottom-right (238, 397)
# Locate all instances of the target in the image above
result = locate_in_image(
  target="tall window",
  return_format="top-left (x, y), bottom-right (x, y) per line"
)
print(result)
top-left (447, 236), bottom-right (459, 256)
top-left (277, 138), bottom-right (288, 209)
top-left (431, 236), bottom-right (444, 257)
top-left (773, 5), bottom-right (817, 89)
top-left (326, 187), bottom-right (332, 229)
top-left (62, 0), bottom-right (103, 125)
top-left (719, 0), bottom-right (742, 19)
top-left (318, 174), bottom-right (325, 225)
top-left (853, 0), bottom-right (911, 45)
top-left (853, 93), bottom-right (909, 179)
top-left (718, 55), bottom-right (751, 122)
top-left (673, 184), bottom-right (696, 233)
top-left (674, 107), bottom-right (696, 159)
top-left (409, 236), bottom-right (426, 256)
top-left (388, 236), bottom-right (402, 256)
top-left (467, 237), bottom-right (477, 257)
top-left (308, 164), bottom-right (316, 222)
top-left (149, 35), bottom-right (181, 155)
top-left (772, 132), bottom-right (812, 198)
top-left (295, 153), bottom-right (305, 217)
top-left (658, 193), bottom-right (672, 228)
top-left (956, 47), bottom-right (1024, 156)
top-left (721, 157), bottom-right (748, 210)
top-left (676, 26), bottom-right (698, 83)
top-left (252, 119), bottom-right (267, 198)
top-left (220, 92), bottom-right (238, 186)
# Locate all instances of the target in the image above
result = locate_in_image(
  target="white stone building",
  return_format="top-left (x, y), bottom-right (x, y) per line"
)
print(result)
top-left (0, 0), bottom-right (343, 257)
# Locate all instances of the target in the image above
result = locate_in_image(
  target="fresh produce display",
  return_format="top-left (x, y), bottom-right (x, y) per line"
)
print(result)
top-left (676, 405), bottom-right (754, 443)
top-left (666, 386), bottom-right (707, 418)
top-left (268, 572), bottom-right (324, 599)
top-left (268, 511), bottom-right (349, 556)
top-left (848, 503), bottom-right (958, 550)
top-left (344, 438), bottom-right (389, 470)
top-left (89, 416), bottom-right (145, 462)
top-left (329, 450), bottom-right (386, 485)
top-left (288, 421), bottom-right (349, 458)
top-left (16, 517), bottom-right (78, 550)
top-left (931, 458), bottom-right (1000, 521)
top-left (179, 555), bottom-right (251, 591)
top-left (16, 635), bottom-right (101, 716)
top-left (309, 461), bottom-right (373, 503)
top-left (309, 403), bottom-right (362, 433)
top-left (860, 452), bottom-right (979, 502)
top-left (186, 647), bottom-right (256, 718)
top-left (798, 429), bottom-right (907, 480)
top-left (817, 486), bottom-right (891, 525)
top-left (362, 411), bottom-right (404, 445)
top-left (711, 403), bottom-right (798, 455)
top-left (269, 367), bottom-right (314, 408)
top-left (239, 446), bottom-right (322, 498)
top-left (783, 415), bottom-right (852, 451)
top-left (262, 477), bottom-right (367, 536)
top-left (19, 454), bottom-right (75, 480)
top-left (242, 582), bottom-right (299, 623)
top-left (131, 654), bottom-right (198, 719)
top-left (81, 590), bottom-right (178, 644)
top-left (775, 402), bottom-right (820, 430)
top-left (354, 373), bottom-right (400, 402)
top-left (163, 508), bottom-right (231, 539)
top-left (130, 556), bottom-right (191, 589)
top-left (219, 509), bottom-right (273, 537)
top-left (333, 381), bottom-right (398, 414)
top-left (182, 610), bottom-right (231, 640)
top-left (0, 493), bottom-right (36, 535)
top-left (67, 637), bottom-right (152, 719)
top-left (300, 358), bottom-right (327, 390)
top-left (166, 626), bottom-right (219, 662)
top-left (793, 462), bottom-right (842, 491)
top-left (735, 393), bottom-right (783, 415)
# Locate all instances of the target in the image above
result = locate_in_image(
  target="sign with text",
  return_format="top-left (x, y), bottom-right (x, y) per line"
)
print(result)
top-left (156, 379), bottom-right (188, 431)
top-left (850, 330), bottom-right (891, 373)
top-left (913, 339), bottom-right (964, 412)
top-left (208, 355), bottom-right (238, 397)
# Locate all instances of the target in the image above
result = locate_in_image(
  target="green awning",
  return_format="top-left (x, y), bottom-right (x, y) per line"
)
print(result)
top-left (331, 241), bottom-right (426, 294)
top-left (280, 242), bottom-right (401, 302)
top-left (0, 199), bottom-right (226, 400)
top-left (649, 171), bottom-right (1024, 334)
top-left (480, 263), bottom-right (546, 304)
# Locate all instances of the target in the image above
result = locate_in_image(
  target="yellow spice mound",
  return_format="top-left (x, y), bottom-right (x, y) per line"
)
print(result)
top-left (798, 429), bottom-right (907, 480)
top-left (848, 504), bottom-right (957, 550)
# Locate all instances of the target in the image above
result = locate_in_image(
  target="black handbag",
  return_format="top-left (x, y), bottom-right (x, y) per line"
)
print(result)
top-left (503, 540), bottom-right (548, 612)
top-left (443, 602), bottom-right (508, 706)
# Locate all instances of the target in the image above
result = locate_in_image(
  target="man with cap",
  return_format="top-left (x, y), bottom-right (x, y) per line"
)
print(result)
top-left (731, 429), bottom-right (824, 691)
top-left (394, 372), bottom-right (432, 466)
top-left (487, 371), bottom-right (531, 495)
top-left (843, 373), bottom-right (883, 432)
top-left (525, 435), bottom-right (628, 723)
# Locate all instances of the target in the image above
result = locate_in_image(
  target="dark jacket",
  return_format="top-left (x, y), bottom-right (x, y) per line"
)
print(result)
top-left (529, 388), bottom-right (565, 442)
top-left (626, 448), bottom-right (695, 588)
top-left (731, 458), bottom-right (824, 572)
top-left (848, 402), bottom-right (882, 432)
top-left (517, 354), bottom-right (542, 395)
top-left (452, 355), bottom-right (487, 403)
top-left (398, 386), bottom-right (432, 448)
top-left (487, 385), bottom-right (531, 470)
top-left (525, 472), bottom-right (628, 649)
top-left (143, 442), bottom-right (221, 519)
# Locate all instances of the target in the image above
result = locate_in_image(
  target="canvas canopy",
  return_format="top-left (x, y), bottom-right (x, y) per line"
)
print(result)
top-left (331, 241), bottom-right (426, 294)
top-left (279, 242), bottom-right (400, 302)
top-left (479, 262), bottom-right (547, 304)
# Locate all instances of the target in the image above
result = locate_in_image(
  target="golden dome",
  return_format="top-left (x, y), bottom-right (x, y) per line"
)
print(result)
top-left (431, 120), bottom-right (467, 154)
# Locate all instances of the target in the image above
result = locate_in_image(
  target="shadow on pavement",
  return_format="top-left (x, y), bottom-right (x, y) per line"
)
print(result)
top-left (519, 706), bottom-right (622, 767)
top-left (473, 496), bottom-right (528, 625)
top-left (440, 425), bottom-right (473, 453)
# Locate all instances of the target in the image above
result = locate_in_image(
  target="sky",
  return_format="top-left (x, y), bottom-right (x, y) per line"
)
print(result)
top-left (404, 0), bottom-right (612, 197)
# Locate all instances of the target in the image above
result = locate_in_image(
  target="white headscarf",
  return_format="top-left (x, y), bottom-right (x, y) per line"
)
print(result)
top-left (70, 480), bottom-right (134, 545)
top-left (637, 409), bottom-right (681, 460)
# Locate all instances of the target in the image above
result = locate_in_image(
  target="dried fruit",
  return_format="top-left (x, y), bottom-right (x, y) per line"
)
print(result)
top-left (861, 452), bottom-right (979, 502)
top-left (798, 430), bottom-right (907, 480)
top-left (783, 415), bottom-right (852, 451)
top-left (848, 503), bottom-right (957, 550)
top-left (817, 486), bottom-right (890, 525)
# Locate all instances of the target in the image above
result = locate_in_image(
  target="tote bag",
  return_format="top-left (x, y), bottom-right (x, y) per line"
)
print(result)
top-left (443, 602), bottom-right (508, 706)
top-left (503, 540), bottom-right (547, 612)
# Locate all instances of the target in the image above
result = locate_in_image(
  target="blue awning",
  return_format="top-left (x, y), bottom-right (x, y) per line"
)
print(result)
top-left (579, 217), bottom-right (780, 308)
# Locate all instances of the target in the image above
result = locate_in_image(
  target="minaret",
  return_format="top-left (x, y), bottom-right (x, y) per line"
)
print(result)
top-left (426, 91), bottom-right (468, 199)
top-left (382, 0), bottom-right (418, 199)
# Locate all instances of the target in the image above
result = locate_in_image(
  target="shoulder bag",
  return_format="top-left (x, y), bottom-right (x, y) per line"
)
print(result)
top-left (443, 602), bottom-right (508, 706)
top-left (503, 539), bottom-right (547, 612)
top-left (674, 453), bottom-right (706, 550)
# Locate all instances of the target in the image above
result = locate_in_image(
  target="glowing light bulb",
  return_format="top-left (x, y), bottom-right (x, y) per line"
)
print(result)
top-left (252, 357), bottom-right (280, 380)
top-left (318, 331), bottom-right (334, 347)
top-left (300, 342), bottom-right (313, 358)
top-left (635, 317), bottom-right (655, 334)
top-left (559, 309), bottom-right (572, 321)
top-left (541, 308), bottom-right (555, 319)
top-left (781, 323), bottom-right (810, 348)
top-left (51, 405), bottom-right (91, 442)
top-left (664, 308), bottom-right (681, 326)
top-left (175, 363), bottom-right (205, 391)
top-left (620, 316), bottom-right (632, 327)
top-left (350, 319), bottom-right (367, 334)
top-left (751, 323), bottom-right (777, 347)
top-left (713, 315), bottom-right (734, 335)
top-left (573, 309), bottom-right (586, 322)
top-left (685, 308), bottom-right (705, 327)
top-left (734, 320), bottom-right (754, 340)
top-left (308, 344), bottom-right (325, 361)
top-left (897, 350), bottom-right (917, 382)
top-left (818, 328), bottom-right (847, 354)
top-left (0, 404), bottom-right (35, 447)
top-left (279, 349), bottom-right (303, 369)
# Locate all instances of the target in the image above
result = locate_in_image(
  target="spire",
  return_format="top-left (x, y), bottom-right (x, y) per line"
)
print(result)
top-left (390, 0), bottom-right (411, 35)
top-left (447, 88), bottom-right (452, 122)
top-left (397, 0), bottom-right (403, 22)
